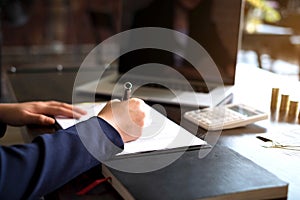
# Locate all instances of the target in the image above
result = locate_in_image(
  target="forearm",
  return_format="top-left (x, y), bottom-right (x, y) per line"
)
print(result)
top-left (0, 104), bottom-right (14, 124)
top-left (0, 117), bottom-right (123, 199)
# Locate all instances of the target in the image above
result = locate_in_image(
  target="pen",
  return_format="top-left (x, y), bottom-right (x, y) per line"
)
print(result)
top-left (76, 177), bottom-right (111, 196)
top-left (122, 82), bottom-right (132, 101)
top-left (256, 136), bottom-right (273, 143)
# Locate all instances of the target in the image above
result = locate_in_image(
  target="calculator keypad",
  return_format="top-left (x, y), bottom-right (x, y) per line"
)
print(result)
top-left (184, 107), bottom-right (245, 130)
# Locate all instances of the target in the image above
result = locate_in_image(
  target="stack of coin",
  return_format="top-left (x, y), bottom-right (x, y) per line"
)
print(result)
top-left (270, 88), bottom-right (279, 111)
top-left (287, 101), bottom-right (299, 122)
top-left (278, 94), bottom-right (289, 122)
top-left (279, 94), bottom-right (290, 112)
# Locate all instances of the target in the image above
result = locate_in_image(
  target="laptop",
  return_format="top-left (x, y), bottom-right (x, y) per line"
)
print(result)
top-left (76, 0), bottom-right (244, 107)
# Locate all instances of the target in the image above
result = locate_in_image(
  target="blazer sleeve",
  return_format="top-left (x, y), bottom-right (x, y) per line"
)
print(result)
top-left (0, 122), bottom-right (6, 138)
top-left (0, 116), bottom-right (124, 200)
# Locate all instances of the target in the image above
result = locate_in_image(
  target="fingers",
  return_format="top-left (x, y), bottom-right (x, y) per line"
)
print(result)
top-left (128, 98), bottom-right (146, 127)
top-left (1, 101), bottom-right (87, 126)
top-left (99, 98), bottom-right (147, 142)
top-left (23, 111), bottom-right (56, 126)
top-left (48, 101), bottom-right (87, 116)
top-left (34, 101), bottom-right (87, 119)
top-left (47, 101), bottom-right (86, 113)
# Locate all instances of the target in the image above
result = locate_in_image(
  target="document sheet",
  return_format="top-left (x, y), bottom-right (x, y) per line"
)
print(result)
top-left (55, 102), bottom-right (206, 155)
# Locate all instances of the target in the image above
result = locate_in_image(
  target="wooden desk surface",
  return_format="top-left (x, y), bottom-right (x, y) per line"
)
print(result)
top-left (6, 63), bottom-right (300, 199)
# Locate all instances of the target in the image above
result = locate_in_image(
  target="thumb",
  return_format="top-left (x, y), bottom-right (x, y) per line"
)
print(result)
top-left (25, 112), bottom-right (56, 125)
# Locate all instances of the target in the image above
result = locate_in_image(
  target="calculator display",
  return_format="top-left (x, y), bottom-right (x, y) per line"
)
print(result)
top-left (228, 105), bottom-right (257, 117)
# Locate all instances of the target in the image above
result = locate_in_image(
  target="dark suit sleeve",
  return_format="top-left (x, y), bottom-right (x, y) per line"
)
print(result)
top-left (0, 122), bottom-right (6, 138)
top-left (0, 116), bottom-right (124, 200)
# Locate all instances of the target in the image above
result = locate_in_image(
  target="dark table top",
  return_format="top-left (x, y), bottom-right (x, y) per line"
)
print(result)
top-left (6, 63), bottom-right (300, 199)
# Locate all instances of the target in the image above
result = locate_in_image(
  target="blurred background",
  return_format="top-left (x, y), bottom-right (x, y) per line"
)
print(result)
top-left (241, 0), bottom-right (300, 78)
top-left (0, 0), bottom-right (122, 144)
top-left (1, 0), bottom-right (300, 78)
top-left (1, 0), bottom-right (121, 68)
top-left (1, 0), bottom-right (300, 144)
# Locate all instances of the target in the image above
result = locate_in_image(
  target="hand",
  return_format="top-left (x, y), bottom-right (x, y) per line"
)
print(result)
top-left (98, 98), bottom-right (146, 143)
top-left (0, 101), bottom-right (87, 126)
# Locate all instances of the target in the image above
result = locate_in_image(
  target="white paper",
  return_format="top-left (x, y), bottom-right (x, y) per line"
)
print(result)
top-left (55, 102), bottom-right (206, 155)
top-left (257, 129), bottom-right (300, 157)
top-left (55, 102), bottom-right (107, 129)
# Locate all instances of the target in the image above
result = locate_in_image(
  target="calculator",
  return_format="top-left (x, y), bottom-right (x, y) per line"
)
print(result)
top-left (184, 104), bottom-right (268, 130)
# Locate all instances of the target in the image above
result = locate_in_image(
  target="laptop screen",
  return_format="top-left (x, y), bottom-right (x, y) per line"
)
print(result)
top-left (117, 0), bottom-right (243, 86)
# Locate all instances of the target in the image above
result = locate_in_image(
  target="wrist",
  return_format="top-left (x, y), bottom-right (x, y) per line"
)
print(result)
top-left (96, 117), bottom-right (124, 149)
